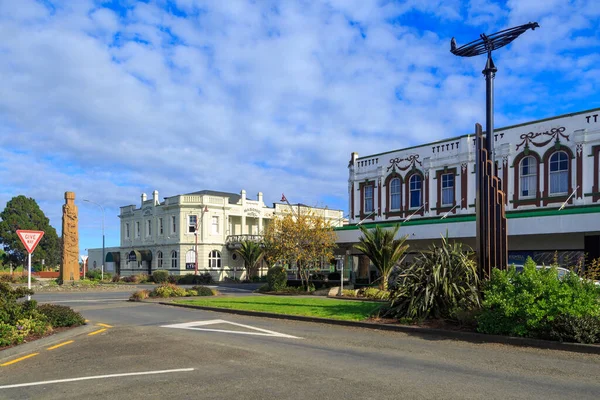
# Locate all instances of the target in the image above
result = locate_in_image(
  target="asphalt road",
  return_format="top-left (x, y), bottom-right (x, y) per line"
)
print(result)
top-left (1, 289), bottom-right (599, 400)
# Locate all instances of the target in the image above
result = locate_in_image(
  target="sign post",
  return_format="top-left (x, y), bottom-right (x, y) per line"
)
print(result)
top-left (335, 255), bottom-right (344, 296)
top-left (16, 230), bottom-right (45, 301)
top-left (81, 255), bottom-right (89, 278)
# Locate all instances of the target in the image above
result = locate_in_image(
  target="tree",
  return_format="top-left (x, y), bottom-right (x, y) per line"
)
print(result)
top-left (235, 240), bottom-right (264, 280)
top-left (0, 195), bottom-right (61, 268)
top-left (263, 209), bottom-right (337, 291)
top-left (354, 224), bottom-right (409, 291)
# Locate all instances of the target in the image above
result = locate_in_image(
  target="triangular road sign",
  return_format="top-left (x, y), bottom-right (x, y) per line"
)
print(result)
top-left (161, 319), bottom-right (301, 339)
top-left (16, 230), bottom-right (45, 254)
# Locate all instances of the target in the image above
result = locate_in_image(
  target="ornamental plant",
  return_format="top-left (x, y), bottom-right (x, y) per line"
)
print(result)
top-left (477, 257), bottom-right (600, 339)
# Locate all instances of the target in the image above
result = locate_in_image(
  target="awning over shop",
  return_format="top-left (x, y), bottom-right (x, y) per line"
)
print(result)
top-left (127, 250), bottom-right (152, 262)
top-left (105, 252), bottom-right (121, 263)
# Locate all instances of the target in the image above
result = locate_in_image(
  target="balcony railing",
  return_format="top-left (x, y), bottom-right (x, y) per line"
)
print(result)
top-left (225, 234), bottom-right (263, 250)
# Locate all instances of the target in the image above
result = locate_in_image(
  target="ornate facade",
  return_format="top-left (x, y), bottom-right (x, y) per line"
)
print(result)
top-left (338, 107), bottom-right (600, 267)
top-left (87, 189), bottom-right (344, 280)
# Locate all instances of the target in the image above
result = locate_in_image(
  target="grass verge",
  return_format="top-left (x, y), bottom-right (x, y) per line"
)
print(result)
top-left (174, 295), bottom-right (384, 321)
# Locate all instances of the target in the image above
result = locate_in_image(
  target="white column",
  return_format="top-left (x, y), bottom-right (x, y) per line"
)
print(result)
top-left (241, 214), bottom-right (246, 235)
top-left (258, 216), bottom-right (263, 234)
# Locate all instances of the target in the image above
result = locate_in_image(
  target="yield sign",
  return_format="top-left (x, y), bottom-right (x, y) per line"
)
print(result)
top-left (16, 230), bottom-right (45, 254)
top-left (161, 319), bottom-right (301, 339)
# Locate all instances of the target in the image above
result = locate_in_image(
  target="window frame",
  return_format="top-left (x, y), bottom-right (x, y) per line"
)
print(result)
top-left (157, 251), bottom-right (163, 269)
top-left (548, 150), bottom-right (569, 196)
top-left (208, 250), bottom-right (221, 269)
top-left (170, 250), bottom-right (178, 269)
top-left (440, 173), bottom-right (455, 207)
top-left (211, 216), bottom-right (219, 235)
top-left (364, 185), bottom-right (374, 213)
top-left (171, 216), bottom-right (176, 234)
top-left (125, 223), bottom-right (130, 239)
top-left (389, 178), bottom-right (401, 211)
top-left (409, 174), bottom-right (423, 209)
top-left (188, 215), bottom-right (197, 234)
top-left (146, 219), bottom-right (152, 237)
top-left (135, 221), bottom-right (140, 238)
top-left (519, 155), bottom-right (538, 199)
top-left (159, 218), bottom-right (163, 235)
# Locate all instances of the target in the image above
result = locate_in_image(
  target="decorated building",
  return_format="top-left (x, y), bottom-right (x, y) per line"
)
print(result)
top-left (87, 189), bottom-right (344, 280)
top-left (337, 107), bottom-right (600, 275)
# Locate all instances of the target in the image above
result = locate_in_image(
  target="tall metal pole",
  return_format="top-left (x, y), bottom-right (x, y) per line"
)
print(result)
top-left (27, 252), bottom-right (31, 301)
top-left (484, 53), bottom-right (497, 165)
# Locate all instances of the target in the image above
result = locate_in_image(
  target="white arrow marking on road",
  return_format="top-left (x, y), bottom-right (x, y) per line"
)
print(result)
top-left (161, 319), bottom-right (302, 339)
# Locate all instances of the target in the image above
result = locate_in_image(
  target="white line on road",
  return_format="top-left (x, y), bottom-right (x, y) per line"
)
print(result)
top-left (161, 319), bottom-right (302, 339)
top-left (0, 368), bottom-right (195, 390)
top-left (37, 298), bottom-right (127, 303)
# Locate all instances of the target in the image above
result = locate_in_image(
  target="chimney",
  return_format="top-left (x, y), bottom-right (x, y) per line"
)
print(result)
top-left (152, 190), bottom-right (159, 205)
top-left (141, 193), bottom-right (147, 207)
top-left (257, 192), bottom-right (263, 204)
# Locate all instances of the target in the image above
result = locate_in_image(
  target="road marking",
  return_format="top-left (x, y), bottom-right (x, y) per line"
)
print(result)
top-left (96, 323), bottom-right (113, 328)
top-left (47, 340), bottom-right (74, 350)
top-left (1, 353), bottom-right (39, 367)
top-left (161, 319), bottom-right (302, 339)
top-left (0, 368), bottom-right (195, 389)
top-left (42, 299), bottom-right (127, 304)
top-left (88, 328), bottom-right (107, 336)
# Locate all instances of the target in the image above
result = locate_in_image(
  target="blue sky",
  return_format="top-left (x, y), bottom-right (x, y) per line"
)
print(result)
top-left (0, 0), bottom-right (599, 254)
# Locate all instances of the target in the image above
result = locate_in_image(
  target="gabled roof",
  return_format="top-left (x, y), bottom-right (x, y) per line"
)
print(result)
top-left (183, 190), bottom-right (242, 204)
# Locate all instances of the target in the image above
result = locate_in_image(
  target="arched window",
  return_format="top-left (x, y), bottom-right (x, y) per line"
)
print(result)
top-left (390, 178), bottom-right (401, 210)
top-left (157, 251), bottom-right (163, 269)
top-left (409, 175), bottom-right (422, 209)
top-left (549, 151), bottom-right (569, 195)
top-left (171, 250), bottom-right (178, 269)
top-left (519, 156), bottom-right (538, 198)
top-left (208, 250), bottom-right (221, 269)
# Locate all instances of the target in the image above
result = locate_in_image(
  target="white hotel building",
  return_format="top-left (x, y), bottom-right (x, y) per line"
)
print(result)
top-left (87, 190), bottom-right (344, 280)
top-left (336, 107), bottom-right (600, 277)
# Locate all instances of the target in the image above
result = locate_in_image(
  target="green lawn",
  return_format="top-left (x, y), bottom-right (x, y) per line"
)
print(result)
top-left (174, 296), bottom-right (383, 321)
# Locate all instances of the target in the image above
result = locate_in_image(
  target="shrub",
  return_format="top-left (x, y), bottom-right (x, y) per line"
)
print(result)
top-left (385, 236), bottom-right (480, 321)
top-left (177, 273), bottom-right (214, 285)
top-left (186, 290), bottom-right (198, 296)
top-left (37, 304), bottom-right (85, 328)
top-left (167, 275), bottom-right (178, 284)
top-left (0, 274), bottom-right (18, 283)
top-left (190, 285), bottom-right (218, 296)
top-left (152, 270), bottom-right (169, 284)
top-left (0, 323), bottom-right (19, 347)
top-left (541, 314), bottom-right (600, 344)
top-left (129, 290), bottom-right (151, 302)
top-left (17, 275), bottom-right (37, 283)
top-left (341, 289), bottom-right (357, 297)
top-left (122, 275), bottom-right (140, 283)
top-left (17, 317), bottom-right (50, 337)
top-left (0, 283), bottom-right (35, 325)
top-left (150, 283), bottom-right (187, 298)
top-left (267, 266), bottom-right (287, 292)
top-left (359, 287), bottom-right (390, 300)
top-left (85, 270), bottom-right (103, 281)
top-left (112, 274), bottom-right (121, 283)
top-left (477, 258), bottom-right (600, 338)
top-left (255, 283), bottom-right (270, 293)
top-left (138, 274), bottom-right (150, 283)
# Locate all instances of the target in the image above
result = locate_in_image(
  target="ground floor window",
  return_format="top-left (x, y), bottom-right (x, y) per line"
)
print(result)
top-left (208, 250), bottom-right (221, 269)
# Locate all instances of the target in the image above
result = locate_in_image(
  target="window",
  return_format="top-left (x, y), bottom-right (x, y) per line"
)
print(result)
top-left (125, 223), bottom-right (130, 239)
top-left (159, 218), bottom-right (163, 235)
top-left (441, 173), bottom-right (454, 206)
top-left (146, 220), bottom-right (152, 236)
top-left (208, 250), bottom-right (221, 269)
top-left (171, 216), bottom-right (176, 234)
top-left (211, 216), bottom-right (219, 235)
top-left (188, 215), bottom-right (197, 233)
top-left (171, 250), bottom-right (178, 269)
top-left (390, 178), bottom-right (401, 210)
top-left (157, 251), bottom-right (163, 269)
top-left (549, 151), bottom-right (569, 195)
top-left (135, 221), bottom-right (140, 238)
top-left (364, 185), bottom-right (374, 213)
top-left (409, 175), bottom-right (422, 209)
top-left (519, 156), bottom-right (537, 198)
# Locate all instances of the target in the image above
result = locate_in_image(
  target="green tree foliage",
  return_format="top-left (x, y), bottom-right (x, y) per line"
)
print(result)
top-left (354, 224), bottom-right (409, 291)
top-left (0, 195), bottom-right (61, 267)
top-left (385, 236), bottom-right (480, 320)
top-left (235, 240), bottom-right (264, 280)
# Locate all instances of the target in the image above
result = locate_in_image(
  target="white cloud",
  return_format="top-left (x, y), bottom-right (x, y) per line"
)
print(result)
top-left (0, 0), bottom-right (598, 250)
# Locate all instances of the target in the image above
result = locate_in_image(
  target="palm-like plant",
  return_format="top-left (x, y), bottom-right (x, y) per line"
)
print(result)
top-left (386, 235), bottom-right (480, 320)
top-left (235, 240), bottom-right (264, 280)
top-left (354, 224), bottom-right (409, 291)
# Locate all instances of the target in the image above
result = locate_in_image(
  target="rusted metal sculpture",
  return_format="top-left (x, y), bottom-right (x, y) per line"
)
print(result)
top-left (475, 123), bottom-right (507, 279)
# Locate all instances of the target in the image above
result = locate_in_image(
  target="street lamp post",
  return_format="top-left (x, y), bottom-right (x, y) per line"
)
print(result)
top-left (83, 199), bottom-right (105, 280)
top-left (451, 22), bottom-right (538, 277)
